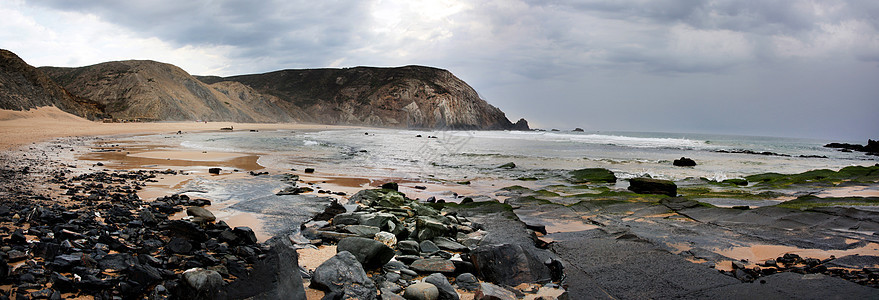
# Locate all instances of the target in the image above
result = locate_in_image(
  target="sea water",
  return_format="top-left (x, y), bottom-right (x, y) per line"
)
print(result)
top-left (132, 128), bottom-right (874, 183)
top-left (111, 128), bottom-right (875, 237)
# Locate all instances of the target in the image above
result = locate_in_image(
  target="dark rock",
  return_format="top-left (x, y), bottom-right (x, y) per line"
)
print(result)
top-left (424, 273), bottom-right (459, 300)
top-left (381, 182), bottom-right (399, 191)
top-left (627, 178), bottom-right (677, 197)
top-left (420, 240), bottom-right (441, 253)
top-left (398, 240), bottom-right (420, 254)
top-left (224, 236), bottom-right (307, 299)
top-left (404, 282), bottom-right (439, 300)
top-left (673, 157), bottom-right (697, 167)
top-left (337, 237), bottom-right (395, 269)
top-left (345, 225), bottom-right (381, 237)
top-left (52, 253), bottom-right (82, 271)
top-left (573, 128), bottom-right (585, 132)
top-left (497, 162), bottom-right (516, 169)
top-left (311, 251), bottom-right (377, 300)
top-left (416, 217), bottom-right (448, 241)
top-left (98, 253), bottom-right (135, 271)
top-left (127, 263), bottom-right (163, 287)
top-left (312, 200), bottom-right (346, 221)
top-left (0, 256), bottom-right (7, 281)
top-left (455, 273), bottom-right (479, 291)
top-left (233, 227), bottom-right (258, 245)
top-left (410, 258), bottom-right (456, 273)
top-left (161, 220), bottom-right (209, 242)
top-left (474, 282), bottom-right (517, 300)
top-left (10, 229), bottom-right (26, 244)
top-left (304, 168), bottom-right (315, 173)
top-left (524, 223), bottom-right (547, 235)
top-left (208, 168), bottom-right (221, 175)
top-left (568, 168), bottom-right (616, 184)
top-left (50, 272), bottom-right (74, 292)
top-left (471, 243), bottom-right (552, 286)
top-left (167, 237), bottom-right (193, 254)
top-left (383, 260), bottom-right (407, 273)
top-left (6, 249), bottom-right (26, 262)
top-left (512, 118), bottom-right (530, 130)
top-left (433, 237), bottom-right (467, 252)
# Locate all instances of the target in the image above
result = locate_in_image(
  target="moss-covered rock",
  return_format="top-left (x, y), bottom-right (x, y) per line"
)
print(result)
top-left (722, 179), bottom-right (748, 186)
top-left (568, 168), bottom-right (617, 184)
top-left (745, 165), bottom-right (879, 187)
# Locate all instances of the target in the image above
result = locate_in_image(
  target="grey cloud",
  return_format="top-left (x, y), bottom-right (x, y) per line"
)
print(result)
top-left (34, 0), bottom-right (372, 69)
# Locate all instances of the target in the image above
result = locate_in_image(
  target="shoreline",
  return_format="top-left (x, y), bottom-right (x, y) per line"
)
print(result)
top-left (2, 108), bottom-right (879, 298)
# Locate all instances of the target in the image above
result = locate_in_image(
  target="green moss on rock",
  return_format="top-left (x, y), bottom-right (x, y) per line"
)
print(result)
top-left (568, 168), bottom-right (617, 184)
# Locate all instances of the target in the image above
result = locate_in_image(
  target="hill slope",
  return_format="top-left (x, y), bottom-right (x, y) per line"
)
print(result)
top-left (41, 61), bottom-right (296, 122)
top-left (198, 66), bottom-right (525, 129)
top-left (0, 49), bottom-right (103, 119)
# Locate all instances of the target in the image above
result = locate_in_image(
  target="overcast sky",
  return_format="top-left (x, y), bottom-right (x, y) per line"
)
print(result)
top-left (2, 0), bottom-right (877, 140)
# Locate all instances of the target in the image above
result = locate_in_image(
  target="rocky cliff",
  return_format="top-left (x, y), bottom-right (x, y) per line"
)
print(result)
top-left (40, 61), bottom-right (296, 122)
top-left (2, 48), bottom-right (526, 129)
top-left (0, 49), bottom-right (103, 119)
top-left (198, 66), bottom-right (525, 130)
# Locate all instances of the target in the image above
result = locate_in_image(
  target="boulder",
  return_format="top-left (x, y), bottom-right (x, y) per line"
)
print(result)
top-left (404, 282), bottom-right (439, 300)
top-left (346, 225), bottom-right (381, 237)
top-left (337, 237), bottom-right (395, 269)
top-left (181, 268), bottom-right (223, 300)
top-left (167, 237), bottom-right (193, 254)
top-left (398, 240), bottom-right (420, 254)
top-left (627, 178), bottom-right (677, 197)
top-left (415, 217), bottom-right (448, 241)
top-left (432, 237), bottom-right (468, 252)
top-left (233, 227), bottom-right (258, 245)
top-left (455, 273), bottom-right (479, 291)
top-left (567, 168), bottom-right (616, 184)
top-left (470, 243), bottom-right (552, 286)
top-left (350, 189), bottom-right (407, 207)
top-left (410, 258), bottom-right (456, 273)
top-left (673, 157), bottom-right (697, 167)
top-left (424, 273), bottom-right (460, 300)
top-left (497, 162), bottom-right (516, 169)
top-left (311, 251), bottom-right (377, 300)
top-left (224, 236), bottom-right (307, 299)
top-left (474, 282), bottom-right (517, 300)
top-left (186, 206), bottom-right (216, 223)
top-left (374, 231), bottom-right (397, 248)
top-left (419, 240), bottom-right (441, 253)
top-left (208, 168), bottom-right (221, 174)
top-left (381, 182), bottom-right (399, 191)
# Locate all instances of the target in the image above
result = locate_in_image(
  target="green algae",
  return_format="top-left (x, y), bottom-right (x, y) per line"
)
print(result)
top-left (774, 195), bottom-right (879, 210)
top-left (568, 168), bottom-right (617, 184)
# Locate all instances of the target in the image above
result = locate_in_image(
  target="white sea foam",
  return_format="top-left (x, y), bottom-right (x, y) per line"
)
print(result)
top-left (454, 131), bottom-right (709, 149)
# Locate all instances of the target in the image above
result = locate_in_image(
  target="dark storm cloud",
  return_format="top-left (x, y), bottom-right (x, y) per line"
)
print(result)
top-left (33, 0), bottom-right (372, 68)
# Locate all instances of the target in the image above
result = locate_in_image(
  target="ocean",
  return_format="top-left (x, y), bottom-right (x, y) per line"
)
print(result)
top-left (92, 128), bottom-right (876, 236)
top-left (122, 128), bottom-right (874, 183)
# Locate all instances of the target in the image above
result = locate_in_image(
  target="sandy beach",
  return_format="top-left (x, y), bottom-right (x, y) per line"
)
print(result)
top-left (0, 106), bottom-right (356, 150)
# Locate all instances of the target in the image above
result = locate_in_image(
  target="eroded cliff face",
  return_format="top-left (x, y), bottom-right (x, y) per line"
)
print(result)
top-left (201, 66), bottom-right (523, 129)
top-left (41, 61), bottom-right (294, 122)
top-left (0, 49), bottom-right (103, 119)
top-left (3, 46), bottom-right (526, 129)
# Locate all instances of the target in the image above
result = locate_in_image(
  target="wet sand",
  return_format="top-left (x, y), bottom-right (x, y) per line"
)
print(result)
top-left (0, 106), bottom-right (359, 150)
